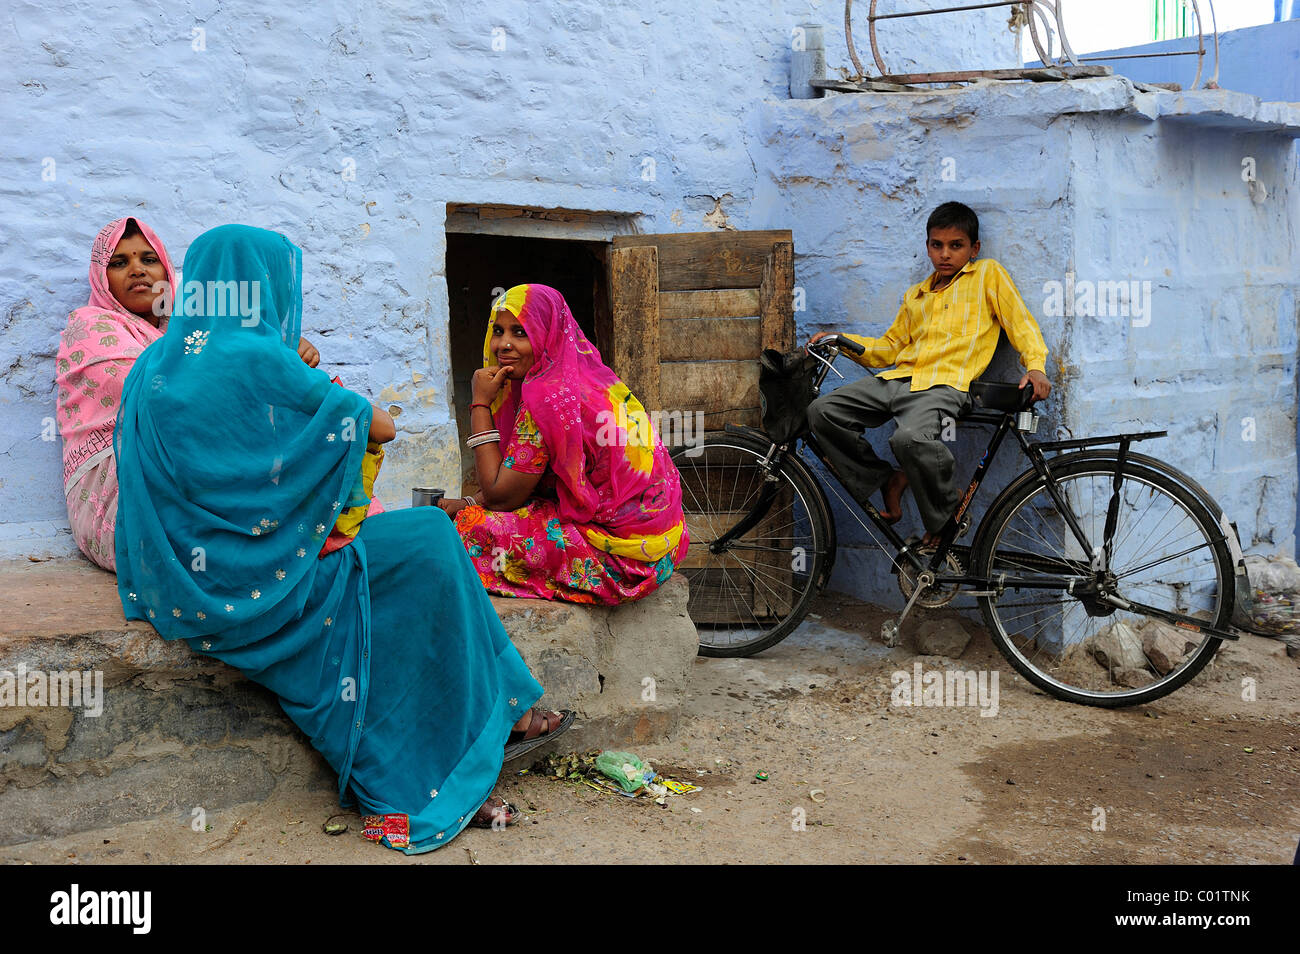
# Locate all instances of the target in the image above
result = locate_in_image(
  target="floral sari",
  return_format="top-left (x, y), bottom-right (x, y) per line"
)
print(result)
top-left (455, 284), bottom-right (688, 604)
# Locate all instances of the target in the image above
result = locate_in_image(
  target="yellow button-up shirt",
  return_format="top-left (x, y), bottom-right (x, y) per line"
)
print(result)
top-left (843, 258), bottom-right (1049, 393)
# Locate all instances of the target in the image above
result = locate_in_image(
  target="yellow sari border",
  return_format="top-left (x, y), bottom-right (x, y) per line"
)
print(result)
top-left (584, 521), bottom-right (684, 563)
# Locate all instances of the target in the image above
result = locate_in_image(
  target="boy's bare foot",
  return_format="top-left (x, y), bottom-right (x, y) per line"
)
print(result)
top-left (921, 531), bottom-right (941, 548)
top-left (880, 470), bottom-right (908, 523)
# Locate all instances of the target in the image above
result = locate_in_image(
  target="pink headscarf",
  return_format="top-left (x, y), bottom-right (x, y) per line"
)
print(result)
top-left (56, 217), bottom-right (176, 492)
top-left (486, 285), bottom-right (685, 555)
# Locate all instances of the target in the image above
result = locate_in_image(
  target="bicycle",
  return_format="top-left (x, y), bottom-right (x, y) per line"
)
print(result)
top-left (668, 336), bottom-right (1245, 707)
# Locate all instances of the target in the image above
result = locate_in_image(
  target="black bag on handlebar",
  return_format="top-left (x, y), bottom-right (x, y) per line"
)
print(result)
top-left (758, 348), bottom-right (820, 445)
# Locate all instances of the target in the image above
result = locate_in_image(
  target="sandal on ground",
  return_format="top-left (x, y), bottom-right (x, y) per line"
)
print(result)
top-left (469, 795), bottom-right (519, 829)
top-left (503, 708), bottom-right (575, 763)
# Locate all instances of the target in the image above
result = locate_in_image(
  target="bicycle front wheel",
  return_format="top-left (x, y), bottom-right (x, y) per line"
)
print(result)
top-left (670, 433), bottom-right (831, 657)
top-left (972, 458), bottom-right (1233, 707)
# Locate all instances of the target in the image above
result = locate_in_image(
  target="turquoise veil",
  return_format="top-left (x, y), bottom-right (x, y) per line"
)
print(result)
top-left (114, 225), bottom-right (372, 639)
top-left (113, 224), bottom-right (547, 855)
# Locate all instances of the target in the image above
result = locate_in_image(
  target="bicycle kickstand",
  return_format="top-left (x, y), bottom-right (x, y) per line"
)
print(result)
top-left (880, 568), bottom-right (934, 648)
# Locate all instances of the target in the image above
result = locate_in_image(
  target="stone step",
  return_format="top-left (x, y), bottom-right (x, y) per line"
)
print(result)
top-left (0, 557), bottom-right (697, 846)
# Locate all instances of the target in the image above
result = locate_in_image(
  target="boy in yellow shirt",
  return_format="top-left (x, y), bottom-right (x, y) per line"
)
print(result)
top-left (807, 202), bottom-right (1051, 546)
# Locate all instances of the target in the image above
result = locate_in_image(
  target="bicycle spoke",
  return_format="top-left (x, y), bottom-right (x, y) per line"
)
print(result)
top-left (724, 543), bottom-right (817, 553)
top-left (673, 437), bottom-right (825, 655)
top-left (976, 462), bottom-right (1228, 706)
top-left (1108, 481), bottom-right (1164, 558)
top-left (1115, 539), bottom-right (1216, 582)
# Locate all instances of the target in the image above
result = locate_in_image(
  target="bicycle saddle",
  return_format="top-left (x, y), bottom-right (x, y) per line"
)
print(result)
top-left (969, 381), bottom-right (1035, 412)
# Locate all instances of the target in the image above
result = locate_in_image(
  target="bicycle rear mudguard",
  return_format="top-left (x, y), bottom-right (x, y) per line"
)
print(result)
top-left (721, 424), bottom-right (839, 590)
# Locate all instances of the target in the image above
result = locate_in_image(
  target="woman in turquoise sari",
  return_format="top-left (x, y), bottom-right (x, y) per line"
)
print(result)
top-left (113, 225), bottom-right (567, 852)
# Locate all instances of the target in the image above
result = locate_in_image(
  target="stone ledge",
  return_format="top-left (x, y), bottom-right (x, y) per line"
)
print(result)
top-left (0, 556), bottom-right (697, 845)
top-left (781, 75), bottom-right (1300, 137)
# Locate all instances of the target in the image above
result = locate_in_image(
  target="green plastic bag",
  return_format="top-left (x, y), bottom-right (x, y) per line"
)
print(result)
top-left (595, 751), bottom-right (650, 793)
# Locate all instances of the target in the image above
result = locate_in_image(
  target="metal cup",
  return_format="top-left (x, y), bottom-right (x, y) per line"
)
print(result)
top-left (412, 487), bottom-right (445, 507)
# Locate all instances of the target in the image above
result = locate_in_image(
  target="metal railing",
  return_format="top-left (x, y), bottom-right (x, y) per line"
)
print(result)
top-left (844, 0), bottom-right (1220, 90)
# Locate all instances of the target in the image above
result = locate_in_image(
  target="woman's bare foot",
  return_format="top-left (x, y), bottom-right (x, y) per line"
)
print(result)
top-left (880, 470), bottom-right (908, 523)
top-left (470, 794), bottom-right (517, 829)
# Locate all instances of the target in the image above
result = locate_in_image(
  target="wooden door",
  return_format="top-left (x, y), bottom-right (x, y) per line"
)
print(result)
top-left (607, 230), bottom-right (798, 628)
top-left (607, 230), bottom-right (795, 428)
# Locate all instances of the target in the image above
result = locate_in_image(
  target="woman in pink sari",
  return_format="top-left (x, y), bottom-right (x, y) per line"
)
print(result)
top-left (56, 218), bottom-right (177, 571)
top-left (56, 218), bottom-right (330, 571)
top-left (439, 284), bottom-right (687, 605)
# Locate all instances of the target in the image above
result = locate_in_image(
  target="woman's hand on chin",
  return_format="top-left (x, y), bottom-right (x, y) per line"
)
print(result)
top-left (471, 365), bottom-right (511, 406)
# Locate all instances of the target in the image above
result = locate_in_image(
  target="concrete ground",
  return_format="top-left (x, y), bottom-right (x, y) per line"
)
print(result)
top-left (4, 593), bottom-right (1298, 865)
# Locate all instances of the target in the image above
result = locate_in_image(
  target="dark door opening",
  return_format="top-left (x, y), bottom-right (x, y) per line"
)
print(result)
top-left (446, 232), bottom-right (611, 490)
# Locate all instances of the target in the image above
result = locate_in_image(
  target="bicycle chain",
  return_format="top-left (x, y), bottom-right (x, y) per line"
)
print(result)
top-left (897, 550), bottom-right (965, 608)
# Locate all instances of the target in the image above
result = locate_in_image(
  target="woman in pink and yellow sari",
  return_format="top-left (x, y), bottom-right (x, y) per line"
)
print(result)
top-left (439, 284), bottom-right (687, 605)
top-left (56, 218), bottom-right (176, 571)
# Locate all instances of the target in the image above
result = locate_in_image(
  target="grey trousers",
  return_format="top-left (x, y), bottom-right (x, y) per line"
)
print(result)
top-left (806, 376), bottom-right (970, 533)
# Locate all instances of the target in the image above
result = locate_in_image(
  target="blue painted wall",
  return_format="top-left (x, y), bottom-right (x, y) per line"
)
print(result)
top-left (1049, 18), bottom-right (1300, 555)
top-left (0, 0), bottom-right (1016, 559)
top-left (1063, 18), bottom-right (1300, 99)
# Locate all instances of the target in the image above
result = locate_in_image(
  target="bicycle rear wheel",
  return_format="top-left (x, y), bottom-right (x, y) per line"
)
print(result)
top-left (972, 458), bottom-right (1233, 707)
top-left (670, 432), bottom-right (831, 657)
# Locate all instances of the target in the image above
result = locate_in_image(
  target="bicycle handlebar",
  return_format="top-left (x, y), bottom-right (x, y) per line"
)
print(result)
top-left (808, 334), bottom-right (866, 357)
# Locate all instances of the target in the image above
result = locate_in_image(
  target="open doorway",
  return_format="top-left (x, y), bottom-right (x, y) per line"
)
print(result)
top-left (445, 231), bottom-right (612, 490)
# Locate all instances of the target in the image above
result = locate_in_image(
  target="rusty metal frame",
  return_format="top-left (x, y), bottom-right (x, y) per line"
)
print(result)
top-left (844, 1), bottom-right (1077, 79)
top-left (843, 0), bottom-right (1219, 91)
top-left (1023, 0), bottom-right (1078, 68)
top-left (1074, 0), bottom-right (1220, 90)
